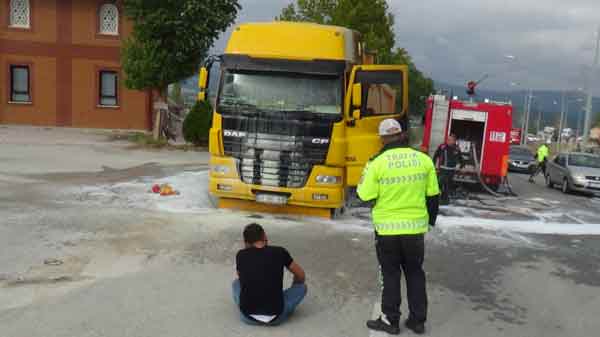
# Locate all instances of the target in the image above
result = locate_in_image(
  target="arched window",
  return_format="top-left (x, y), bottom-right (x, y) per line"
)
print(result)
top-left (98, 3), bottom-right (119, 35)
top-left (9, 0), bottom-right (30, 28)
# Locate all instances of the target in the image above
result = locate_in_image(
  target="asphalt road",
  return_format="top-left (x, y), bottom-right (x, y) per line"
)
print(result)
top-left (508, 171), bottom-right (600, 223)
top-left (1, 127), bottom-right (599, 337)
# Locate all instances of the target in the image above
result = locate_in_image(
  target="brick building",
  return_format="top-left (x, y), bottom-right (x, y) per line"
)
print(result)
top-left (1, 0), bottom-right (151, 129)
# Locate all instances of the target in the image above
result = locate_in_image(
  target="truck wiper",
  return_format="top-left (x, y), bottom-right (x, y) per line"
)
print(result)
top-left (219, 101), bottom-right (259, 115)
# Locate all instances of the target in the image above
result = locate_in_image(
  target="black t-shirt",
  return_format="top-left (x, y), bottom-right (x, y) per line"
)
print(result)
top-left (236, 246), bottom-right (293, 316)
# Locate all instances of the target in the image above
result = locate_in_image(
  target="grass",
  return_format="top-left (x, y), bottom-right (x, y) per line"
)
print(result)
top-left (127, 132), bottom-right (168, 148)
top-left (107, 132), bottom-right (206, 151)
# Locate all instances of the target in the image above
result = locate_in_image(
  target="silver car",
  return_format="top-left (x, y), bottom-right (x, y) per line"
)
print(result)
top-left (545, 152), bottom-right (600, 195)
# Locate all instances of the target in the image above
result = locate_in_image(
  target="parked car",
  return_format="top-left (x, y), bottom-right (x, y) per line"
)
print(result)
top-left (526, 134), bottom-right (539, 142)
top-left (545, 152), bottom-right (600, 195)
top-left (508, 146), bottom-right (535, 173)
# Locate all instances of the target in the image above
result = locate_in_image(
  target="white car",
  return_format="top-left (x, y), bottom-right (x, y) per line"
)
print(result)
top-left (545, 152), bottom-right (600, 195)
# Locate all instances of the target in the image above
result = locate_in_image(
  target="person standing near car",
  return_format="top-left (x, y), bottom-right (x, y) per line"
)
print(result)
top-left (529, 140), bottom-right (550, 182)
top-left (432, 134), bottom-right (464, 204)
top-left (358, 119), bottom-right (440, 335)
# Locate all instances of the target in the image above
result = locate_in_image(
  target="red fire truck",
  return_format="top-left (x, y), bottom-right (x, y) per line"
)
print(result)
top-left (421, 95), bottom-right (512, 190)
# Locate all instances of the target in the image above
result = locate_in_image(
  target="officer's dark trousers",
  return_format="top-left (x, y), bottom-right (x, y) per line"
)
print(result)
top-left (439, 168), bottom-right (456, 203)
top-left (375, 233), bottom-right (427, 324)
top-left (530, 159), bottom-right (547, 179)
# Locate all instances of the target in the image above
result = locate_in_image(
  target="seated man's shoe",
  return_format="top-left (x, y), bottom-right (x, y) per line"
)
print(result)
top-left (366, 316), bottom-right (400, 335)
top-left (404, 318), bottom-right (425, 335)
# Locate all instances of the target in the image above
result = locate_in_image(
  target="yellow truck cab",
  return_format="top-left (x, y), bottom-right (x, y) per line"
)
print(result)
top-left (198, 22), bottom-right (408, 218)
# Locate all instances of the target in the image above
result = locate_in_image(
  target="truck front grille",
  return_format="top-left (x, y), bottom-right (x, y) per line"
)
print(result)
top-left (221, 114), bottom-right (334, 188)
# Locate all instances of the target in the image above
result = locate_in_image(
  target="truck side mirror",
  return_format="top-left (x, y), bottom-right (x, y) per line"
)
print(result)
top-left (352, 83), bottom-right (362, 108)
top-left (198, 67), bottom-right (208, 90)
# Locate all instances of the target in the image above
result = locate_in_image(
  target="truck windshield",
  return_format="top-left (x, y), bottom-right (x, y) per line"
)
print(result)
top-left (218, 71), bottom-right (342, 115)
top-left (569, 154), bottom-right (600, 169)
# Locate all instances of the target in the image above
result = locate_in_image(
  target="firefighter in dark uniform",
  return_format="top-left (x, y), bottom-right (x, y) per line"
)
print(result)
top-left (432, 134), bottom-right (464, 204)
top-left (358, 119), bottom-right (440, 335)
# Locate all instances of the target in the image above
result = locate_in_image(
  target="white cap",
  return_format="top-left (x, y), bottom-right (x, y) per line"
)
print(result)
top-left (378, 119), bottom-right (403, 136)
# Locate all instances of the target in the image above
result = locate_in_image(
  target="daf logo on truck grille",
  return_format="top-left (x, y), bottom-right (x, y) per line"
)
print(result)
top-left (311, 138), bottom-right (330, 144)
top-left (223, 130), bottom-right (247, 137)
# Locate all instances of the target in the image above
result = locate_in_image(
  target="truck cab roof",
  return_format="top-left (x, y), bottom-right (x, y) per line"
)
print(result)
top-left (224, 22), bottom-right (361, 63)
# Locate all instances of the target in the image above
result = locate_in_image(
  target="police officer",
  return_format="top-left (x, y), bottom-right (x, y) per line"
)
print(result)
top-left (358, 119), bottom-right (440, 335)
top-left (529, 140), bottom-right (550, 183)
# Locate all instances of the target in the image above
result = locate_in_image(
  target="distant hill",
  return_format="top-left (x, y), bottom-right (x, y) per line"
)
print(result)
top-left (436, 82), bottom-right (600, 132)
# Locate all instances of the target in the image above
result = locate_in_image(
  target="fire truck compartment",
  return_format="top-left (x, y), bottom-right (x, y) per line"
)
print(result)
top-left (449, 118), bottom-right (486, 183)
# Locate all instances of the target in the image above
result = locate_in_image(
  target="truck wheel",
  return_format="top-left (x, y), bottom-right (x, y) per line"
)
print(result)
top-left (545, 175), bottom-right (554, 188)
top-left (561, 178), bottom-right (571, 194)
top-left (330, 207), bottom-right (345, 219)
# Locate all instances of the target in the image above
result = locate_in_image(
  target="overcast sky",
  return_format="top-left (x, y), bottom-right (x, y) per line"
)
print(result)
top-left (213, 0), bottom-right (600, 93)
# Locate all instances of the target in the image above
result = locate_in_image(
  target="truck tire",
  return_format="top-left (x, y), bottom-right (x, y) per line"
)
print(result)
top-left (545, 174), bottom-right (554, 188)
top-left (330, 207), bottom-right (345, 219)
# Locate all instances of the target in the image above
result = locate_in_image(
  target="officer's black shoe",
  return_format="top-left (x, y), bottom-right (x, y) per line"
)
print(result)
top-left (405, 318), bottom-right (426, 335)
top-left (366, 316), bottom-right (400, 335)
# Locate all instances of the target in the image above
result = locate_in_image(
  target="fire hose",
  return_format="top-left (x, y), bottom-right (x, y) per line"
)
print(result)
top-left (471, 145), bottom-right (517, 197)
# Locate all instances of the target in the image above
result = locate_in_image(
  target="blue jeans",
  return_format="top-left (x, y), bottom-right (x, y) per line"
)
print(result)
top-left (232, 279), bottom-right (307, 325)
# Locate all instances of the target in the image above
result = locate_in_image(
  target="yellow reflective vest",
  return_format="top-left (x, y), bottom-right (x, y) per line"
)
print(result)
top-left (537, 145), bottom-right (549, 162)
top-left (357, 145), bottom-right (440, 235)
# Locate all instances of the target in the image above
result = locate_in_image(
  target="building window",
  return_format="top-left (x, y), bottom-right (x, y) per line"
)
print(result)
top-left (9, 0), bottom-right (30, 28)
top-left (98, 4), bottom-right (119, 35)
top-left (99, 71), bottom-right (118, 106)
top-left (10, 65), bottom-right (31, 102)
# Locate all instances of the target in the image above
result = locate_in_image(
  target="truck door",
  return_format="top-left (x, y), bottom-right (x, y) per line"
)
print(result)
top-left (344, 65), bottom-right (408, 186)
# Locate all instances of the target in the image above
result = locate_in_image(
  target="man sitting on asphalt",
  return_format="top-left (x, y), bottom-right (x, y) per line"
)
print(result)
top-left (233, 223), bottom-right (307, 325)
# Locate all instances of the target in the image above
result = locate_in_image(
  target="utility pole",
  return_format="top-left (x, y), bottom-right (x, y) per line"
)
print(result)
top-left (558, 91), bottom-right (566, 152)
top-left (521, 91), bottom-right (528, 144)
top-left (583, 26), bottom-right (600, 141)
top-left (522, 89), bottom-right (533, 144)
top-left (537, 108), bottom-right (542, 134)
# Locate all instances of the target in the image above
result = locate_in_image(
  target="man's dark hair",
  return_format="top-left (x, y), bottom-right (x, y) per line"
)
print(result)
top-left (243, 223), bottom-right (265, 244)
top-left (448, 133), bottom-right (457, 139)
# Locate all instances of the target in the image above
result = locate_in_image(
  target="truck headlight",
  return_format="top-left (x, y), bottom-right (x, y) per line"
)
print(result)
top-left (573, 175), bottom-right (586, 183)
top-left (316, 175), bottom-right (341, 184)
top-left (211, 165), bottom-right (230, 174)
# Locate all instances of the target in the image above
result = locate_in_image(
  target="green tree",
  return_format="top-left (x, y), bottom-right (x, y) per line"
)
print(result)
top-left (122, 0), bottom-right (240, 138)
top-left (277, 0), bottom-right (434, 116)
top-left (183, 100), bottom-right (213, 146)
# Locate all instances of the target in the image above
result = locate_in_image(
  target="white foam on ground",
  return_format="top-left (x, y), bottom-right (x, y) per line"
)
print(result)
top-left (63, 171), bottom-right (600, 236)
top-left (439, 216), bottom-right (600, 235)
top-left (65, 171), bottom-right (215, 214)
